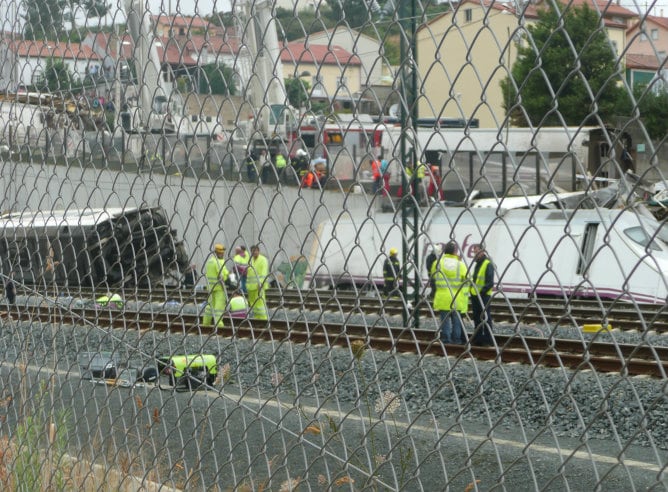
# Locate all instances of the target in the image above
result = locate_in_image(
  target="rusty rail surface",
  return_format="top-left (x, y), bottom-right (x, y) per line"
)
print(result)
top-left (19, 286), bottom-right (668, 332)
top-left (6, 305), bottom-right (667, 378)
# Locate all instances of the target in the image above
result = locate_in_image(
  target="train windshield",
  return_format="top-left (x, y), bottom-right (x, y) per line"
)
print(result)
top-left (623, 226), bottom-right (667, 251)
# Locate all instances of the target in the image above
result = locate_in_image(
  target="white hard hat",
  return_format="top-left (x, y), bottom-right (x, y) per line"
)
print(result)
top-left (296, 149), bottom-right (307, 157)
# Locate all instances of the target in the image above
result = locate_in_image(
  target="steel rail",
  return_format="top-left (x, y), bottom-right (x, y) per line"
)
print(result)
top-left (25, 286), bottom-right (668, 333)
top-left (8, 306), bottom-right (667, 378)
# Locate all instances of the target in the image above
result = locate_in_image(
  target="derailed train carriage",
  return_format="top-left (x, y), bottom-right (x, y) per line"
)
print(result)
top-left (0, 207), bottom-right (189, 289)
top-left (309, 200), bottom-right (668, 305)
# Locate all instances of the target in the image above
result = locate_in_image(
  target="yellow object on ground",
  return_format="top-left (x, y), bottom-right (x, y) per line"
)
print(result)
top-left (582, 323), bottom-right (612, 333)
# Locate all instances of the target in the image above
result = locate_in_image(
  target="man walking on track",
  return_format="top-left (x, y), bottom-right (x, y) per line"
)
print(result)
top-left (203, 244), bottom-right (229, 328)
top-left (470, 244), bottom-right (495, 346)
top-left (432, 241), bottom-right (468, 345)
top-left (247, 244), bottom-right (269, 320)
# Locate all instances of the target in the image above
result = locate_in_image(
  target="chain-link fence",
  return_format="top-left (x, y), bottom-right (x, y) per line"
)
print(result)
top-left (0, 0), bottom-right (666, 489)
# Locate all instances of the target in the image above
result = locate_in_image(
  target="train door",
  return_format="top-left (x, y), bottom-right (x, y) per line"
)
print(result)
top-left (574, 222), bottom-right (599, 298)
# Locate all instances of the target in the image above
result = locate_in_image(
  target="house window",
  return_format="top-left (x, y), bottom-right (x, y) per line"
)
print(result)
top-left (337, 76), bottom-right (347, 87)
top-left (32, 67), bottom-right (44, 85)
top-left (179, 27), bottom-right (185, 35)
top-left (464, 9), bottom-right (472, 22)
top-left (312, 75), bottom-right (323, 86)
top-left (640, 32), bottom-right (647, 42)
top-left (652, 29), bottom-right (659, 40)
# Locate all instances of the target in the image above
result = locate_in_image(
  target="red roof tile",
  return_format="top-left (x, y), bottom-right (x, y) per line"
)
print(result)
top-left (8, 40), bottom-right (100, 60)
top-left (625, 52), bottom-right (663, 70)
top-left (280, 42), bottom-right (361, 66)
top-left (628, 14), bottom-right (668, 33)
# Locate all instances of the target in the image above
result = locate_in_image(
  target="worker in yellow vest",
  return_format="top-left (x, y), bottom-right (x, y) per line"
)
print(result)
top-left (96, 293), bottom-right (124, 309)
top-left (203, 244), bottom-right (229, 327)
top-left (157, 354), bottom-right (218, 387)
top-left (246, 244), bottom-right (269, 320)
top-left (469, 244), bottom-right (495, 346)
top-left (431, 241), bottom-right (468, 345)
top-left (228, 292), bottom-right (249, 319)
top-left (275, 152), bottom-right (287, 184)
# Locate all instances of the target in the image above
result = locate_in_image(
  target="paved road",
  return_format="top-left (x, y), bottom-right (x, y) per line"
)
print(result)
top-left (1, 362), bottom-right (665, 491)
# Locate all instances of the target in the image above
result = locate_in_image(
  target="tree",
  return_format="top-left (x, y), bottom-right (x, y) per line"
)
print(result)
top-left (80, 0), bottom-right (110, 19)
top-left (64, 0), bottom-right (111, 41)
top-left (206, 11), bottom-right (236, 29)
top-left (324, 0), bottom-right (378, 29)
top-left (275, 7), bottom-right (338, 42)
top-left (23, 0), bottom-right (67, 40)
top-left (500, 3), bottom-right (624, 127)
top-left (285, 77), bottom-right (311, 108)
top-left (615, 85), bottom-right (668, 140)
top-left (198, 64), bottom-right (237, 96)
top-left (41, 58), bottom-right (75, 93)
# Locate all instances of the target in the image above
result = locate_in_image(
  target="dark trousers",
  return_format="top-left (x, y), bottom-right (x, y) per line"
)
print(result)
top-left (384, 280), bottom-right (397, 296)
top-left (471, 294), bottom-right (494, 346)
top-left (246, 165), bottom-right (257, 182)
top-left (261, 165), bottom-right (273, 184)
top-left (439, 310), bottom-right (466, 345)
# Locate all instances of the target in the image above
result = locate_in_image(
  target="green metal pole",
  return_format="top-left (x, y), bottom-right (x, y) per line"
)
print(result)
top-left (400, 0), bottom-right (409, 327)
top-left (410, 0), bottom-right (420, 330)
top-left (399, 0), bottom-right (420, 328)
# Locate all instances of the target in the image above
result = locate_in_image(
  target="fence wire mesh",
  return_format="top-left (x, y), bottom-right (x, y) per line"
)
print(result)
top-left (0, 0), bottom-right (666, 490)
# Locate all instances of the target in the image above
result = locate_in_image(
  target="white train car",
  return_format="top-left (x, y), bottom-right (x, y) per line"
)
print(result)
top-left (0, 207), bottom-right (189, 289)
top-left (309, 205), bottom-right (668, 304)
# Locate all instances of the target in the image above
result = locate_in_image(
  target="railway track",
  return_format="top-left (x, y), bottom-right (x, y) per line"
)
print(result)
top-left (7, 305), bottom-right (667, 378)
top-left (26, 287), bottom-right (668, 333)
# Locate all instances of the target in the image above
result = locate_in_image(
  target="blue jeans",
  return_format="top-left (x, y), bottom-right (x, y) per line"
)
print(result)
top-left (439, 311), bottom-right (466, 345)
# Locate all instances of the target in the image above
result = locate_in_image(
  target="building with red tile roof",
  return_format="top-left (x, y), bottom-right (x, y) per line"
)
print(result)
top-left (0, 39), bottom-right (101, 90)
top-left (625, 15), bottom-right (668, 86)
top-left (280, 41), bottom-right (362, 103)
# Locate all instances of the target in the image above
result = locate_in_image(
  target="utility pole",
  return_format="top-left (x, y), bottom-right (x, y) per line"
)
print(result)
top-left (114, 26), bottom-right (122, 130)
top-left (399, 0), bottom-right (419, 328)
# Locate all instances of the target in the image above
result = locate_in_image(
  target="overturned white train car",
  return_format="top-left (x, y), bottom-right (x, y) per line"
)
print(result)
top-left (309, 205), bottom-right (668, 304)
top-left (0, 207), bottom-right (189, 289)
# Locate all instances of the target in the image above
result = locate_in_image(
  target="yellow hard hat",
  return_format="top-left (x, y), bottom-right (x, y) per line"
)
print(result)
top-left (389, 247), bottom-right (398, 256)
top-left (214, 244), bottom-right (225, 254)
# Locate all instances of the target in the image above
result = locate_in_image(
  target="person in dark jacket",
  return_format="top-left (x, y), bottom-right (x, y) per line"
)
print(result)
top-left (383, 248), bottom-right (400, 296)
top-left (4, 273), bottom-right (15, 305)
top-left (469, 244), bottom-right (495, 346)
top-left (245, 150), bottom-right (258, 182)
top-left (425, 244), bottom-right (441, 299)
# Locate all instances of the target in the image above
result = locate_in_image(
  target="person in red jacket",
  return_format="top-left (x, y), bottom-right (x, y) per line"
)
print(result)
top-left (371, 158), bottom-right (382, 193)
top-left (427, 165), bottom-right (444, 201)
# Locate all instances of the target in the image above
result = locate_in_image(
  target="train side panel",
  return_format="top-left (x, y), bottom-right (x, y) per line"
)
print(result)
top-left (312, 207), bottom-right (668, 304)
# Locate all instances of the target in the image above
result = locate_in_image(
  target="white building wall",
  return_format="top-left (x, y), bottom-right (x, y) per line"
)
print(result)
top-left (16, 56), bottom-right (101, 85)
